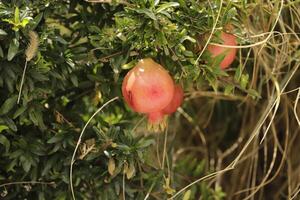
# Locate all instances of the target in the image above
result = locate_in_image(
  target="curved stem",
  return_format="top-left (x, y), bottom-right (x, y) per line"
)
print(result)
top-left (17, 60), bottom-right (28, 104)
top-left (69, 97), bottom-right (119, 200)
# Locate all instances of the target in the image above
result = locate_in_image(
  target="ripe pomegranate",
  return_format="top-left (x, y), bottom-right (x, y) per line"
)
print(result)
top-left (146, 84), bottom-right (183, 125)
top-left (162, 84), bottom-right (184, 115)
top-left (147, 111), bottom-right (165, 124)
top-left (122, 58), bottom-right (174, 114)
top-left (207, 32), bottom-right (237, 69)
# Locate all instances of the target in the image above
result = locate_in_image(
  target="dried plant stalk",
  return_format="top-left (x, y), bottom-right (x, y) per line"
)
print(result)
top-left (85, 0), bottom-right (129, 5)
top-left (25, 31), bottom-right (39, 61)
top-left (17, 31), bottom-right (39, 104)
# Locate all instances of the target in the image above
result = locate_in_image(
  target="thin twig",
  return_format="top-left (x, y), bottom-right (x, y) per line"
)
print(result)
top-left (161, 125), bottom-right (168, 169)
top-left (195, 0), bottom-right (223, 65)
top-left (0, 181), bottom-right (55, 188)
top-left (17, 60), bottom-right (28, 104)
top-left (123, 165), bottom-right (126, 200)
top-left (69, 97), bottom-right (119, 200)
top-left (293, 88), bottom-right (300, 126)
top-left (85, 0), bottom-right (130, 6)
top-left (144, 181), bottom-right (156, 200)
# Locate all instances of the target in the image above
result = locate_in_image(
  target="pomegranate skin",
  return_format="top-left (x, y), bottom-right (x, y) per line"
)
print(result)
top-left (122, 58), bottom-right (175, 113)
top-left (147, 111), bottom-right (165, 124)
top-left (162, 84), bottom-right (184, 115)
top-left (207, 32), bottom-right (237, 69)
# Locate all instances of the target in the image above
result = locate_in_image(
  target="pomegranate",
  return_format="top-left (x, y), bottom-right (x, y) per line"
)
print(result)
top-left (146, 85), bottom-right (184, 127)
top-left (162, 84), bottom-right (184, 115)
top-left (122, 58), bottom-right (174, 114)
top-left (207, 32), bottom-right (237, 69)
top-left (147, 111), bottom-right (165, 125)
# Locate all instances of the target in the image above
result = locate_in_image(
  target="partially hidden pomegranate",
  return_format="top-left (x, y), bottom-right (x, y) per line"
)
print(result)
top-left (207, 32), bottom-right (237, 69)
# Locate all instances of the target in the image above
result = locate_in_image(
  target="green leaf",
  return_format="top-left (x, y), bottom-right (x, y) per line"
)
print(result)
top-left (183, 190), bottom-right (192, 200)
top-left (0, 125), bottom-right (9, 133)
top-left (31, 13), bottom-right (43, 29)
top-left (0, 134), bottom-right (10, 153)
top-left (22, 158), bottom-right (31, 172)
top-left (156, 2), bottom-right (180, 13)
top-left (206, 73), bottom-right (218, 92)
top-left (54, 192), bottom-right (67, 200)
top-left (0, 45), bottom-right (3, 58)
top-left (0, 95), bottom-right (18, 115)
top-left (34, 109), bottom-right (46, 130)
top-left (6, 159), bottom-right (17, 172)
top-left (0, 29), bottom-right (7, 36)
top-left (234, 64), bottom-right (242, 81)
top-left (158, 10), bottom-right (172, 18)
top-left (224, 84), bottom-right (235, 95)
top-left (87, 25), bottom-right (101, 33)
top-left (20, 18), bottom-right (30, 28)
top-left (5, 75), bottom-right (15, 93)
top-left (70, 74), bottom-right (78, 87)
top-left (54, 36), bottom-right (68, 44)
top-left (183, 50), bottom-right (194, 57)
top-left (116, 144), bottom-right (131, 153)
top-left (222, 7), bottom-right (237, 25)
top-left (3, 117), bottom-right (17, 131)
top-left (240, 74), bottom-right (249, 89)
top-left (248, 89), bottom-right (261, 99)
top-left (135, 9), bottom-right (157, 20)
top-left (211, 53), bottom-right (226, 69)
top-left (211, 66), bottom-right (228, 77)
top-left (42, 155), bottom-right (58, 176)
top-left (31, 71), bottom-right (49, 82)
top-left (13, 106), bottom-right (27, 119)
top-left (178, 0), bottom-right (186, 7)
top-left (14, 7), bottom-right (20, 24)
top-left (47, 134), bottom-right (65, 144)
top-left (154, 0), bottom-right (160, 6)
top-left (9, 149), bottom-right (23, 159)
top-left (193, 160), bottom-right (206, 176)
top-left (136, 138), bottom-right (155, 149)
top-left (7, 38), bottom-right (19, 61)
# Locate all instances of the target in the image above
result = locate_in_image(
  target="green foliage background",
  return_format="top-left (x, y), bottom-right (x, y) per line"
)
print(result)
top-left (0, 0), bottom-right (299, 200)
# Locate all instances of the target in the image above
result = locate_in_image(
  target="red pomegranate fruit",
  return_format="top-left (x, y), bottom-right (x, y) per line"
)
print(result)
top-left (147, 111), bottom-right (165, 125)
top-left (162, 84), bottom-right (184, 115)
top-left (122, 58), bottom-right (175, 114)
top-left (207, 32), bottom-right (237, 69)
top-left (146, 84), bottom-right (184, 125)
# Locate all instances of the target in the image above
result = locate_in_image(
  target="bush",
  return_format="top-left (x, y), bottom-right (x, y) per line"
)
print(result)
top-left (0, 0), bottom-right (299, 199)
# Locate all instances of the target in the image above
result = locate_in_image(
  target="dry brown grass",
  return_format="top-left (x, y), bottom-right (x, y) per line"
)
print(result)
top-left (158, 0), bottom-right (300, 199)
